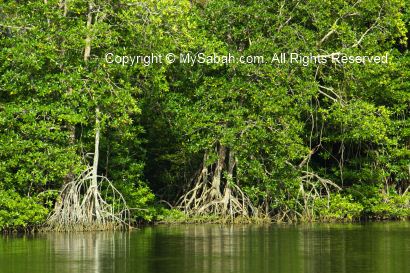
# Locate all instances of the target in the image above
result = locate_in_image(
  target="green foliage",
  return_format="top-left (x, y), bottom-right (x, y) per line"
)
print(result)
top-left (0, 190), bottom-right (48, 231)
top-left (156, 209), bottom-right (189, 223)
top-left (115, 182), bottom-right (157, 222)
top-left (369, 194), bottom-right (410, 219)
top-left (0, 0), bottom-right (409, 229)
top-left (156, 208), bottom-right (269, 224)
top-left (347, 184), bottom-right (410, 219)
top-left (315, 194), bottom-right (364, 222)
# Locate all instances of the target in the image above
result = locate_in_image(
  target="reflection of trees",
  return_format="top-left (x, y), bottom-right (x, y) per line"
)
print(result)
top-left (144, 223), bottom-right (410, 273)
top-left (46, 232), bottom-right (129, 273)
top-left (300, 223), bottom-right (410, 273)
top-left (0, 233), bottom-right (125, 273)
top-left (146, 225), bottom-right (303, 273)
top-left (1, 223), bottom-right (410, 273)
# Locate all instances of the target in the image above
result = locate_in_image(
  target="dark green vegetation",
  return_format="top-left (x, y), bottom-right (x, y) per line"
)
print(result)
top-left (0, 0), bottom-right (409, 231)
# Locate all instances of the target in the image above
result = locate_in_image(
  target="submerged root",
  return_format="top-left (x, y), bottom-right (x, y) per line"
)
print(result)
top-left (44, 167), bottom-right (130, 231)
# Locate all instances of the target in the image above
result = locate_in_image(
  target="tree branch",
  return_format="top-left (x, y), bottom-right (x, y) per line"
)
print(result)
top-left (0, 24), bottom-right (33, 30)
top-left (351, 8), bottom-right (382, 48)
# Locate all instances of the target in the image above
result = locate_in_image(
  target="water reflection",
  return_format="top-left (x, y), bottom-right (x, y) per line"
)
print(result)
top-left (0, 222), bottom-right (409, 273)
top-left (150, 225), bottom-right (305, 273)
top-left (0, 232), bottom-right (129, 273)
top-left (299, 223), bottom-right (410, 273)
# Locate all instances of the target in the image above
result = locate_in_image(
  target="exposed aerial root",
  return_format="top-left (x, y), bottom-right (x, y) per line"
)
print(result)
top-left (44, 167), bottom-right (130, 231)
top-left (177, 146), bottom-right (257, 220)
top-left (178, 178), bottom-right (256, 219)
top-left (267, 170), bottom-right (343, 223)
top-left (289, 171), bottom-right (342, 222)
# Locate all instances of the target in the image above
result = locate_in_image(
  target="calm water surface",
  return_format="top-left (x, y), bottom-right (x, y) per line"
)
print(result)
top-left (1, 222), bottom-right (409, 273)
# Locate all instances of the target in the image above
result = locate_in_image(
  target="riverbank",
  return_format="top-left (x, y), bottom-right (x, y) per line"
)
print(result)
top-left (1, 190), bottom-right (409, 233)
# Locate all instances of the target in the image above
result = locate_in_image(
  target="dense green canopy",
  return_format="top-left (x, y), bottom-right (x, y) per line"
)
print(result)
top-left (0, 0), bottom-right (409, 230)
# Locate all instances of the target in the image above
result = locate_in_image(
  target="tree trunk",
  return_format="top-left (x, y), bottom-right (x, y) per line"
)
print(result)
top-left (83, 1), bottom-right (101, 221)
top-left (83, 0), bottom-right (98, 186)
top-left (59, 0), bottom-right (68, 17)
top-left (84, 1), bottom-right (93, 62)
top-left (60, 1), bottom-right (75, 185)
top-left (222, 149), bottom-right (235, 215)
top-left (178, 145), bottom-right (254, 219)
top-left (92, 107), bottom-right (100, 188)
top-left (211, 144), bottom-right (226, 199)
top-left (46, 0), bottom-right (130, 231)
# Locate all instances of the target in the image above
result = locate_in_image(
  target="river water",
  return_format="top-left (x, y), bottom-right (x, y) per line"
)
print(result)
top-left (1, 222), bottom-right (409, 273)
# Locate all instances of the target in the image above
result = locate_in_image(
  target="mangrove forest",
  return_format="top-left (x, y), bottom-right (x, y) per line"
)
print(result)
top-left (0, 0), bottom-right (409, 231)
